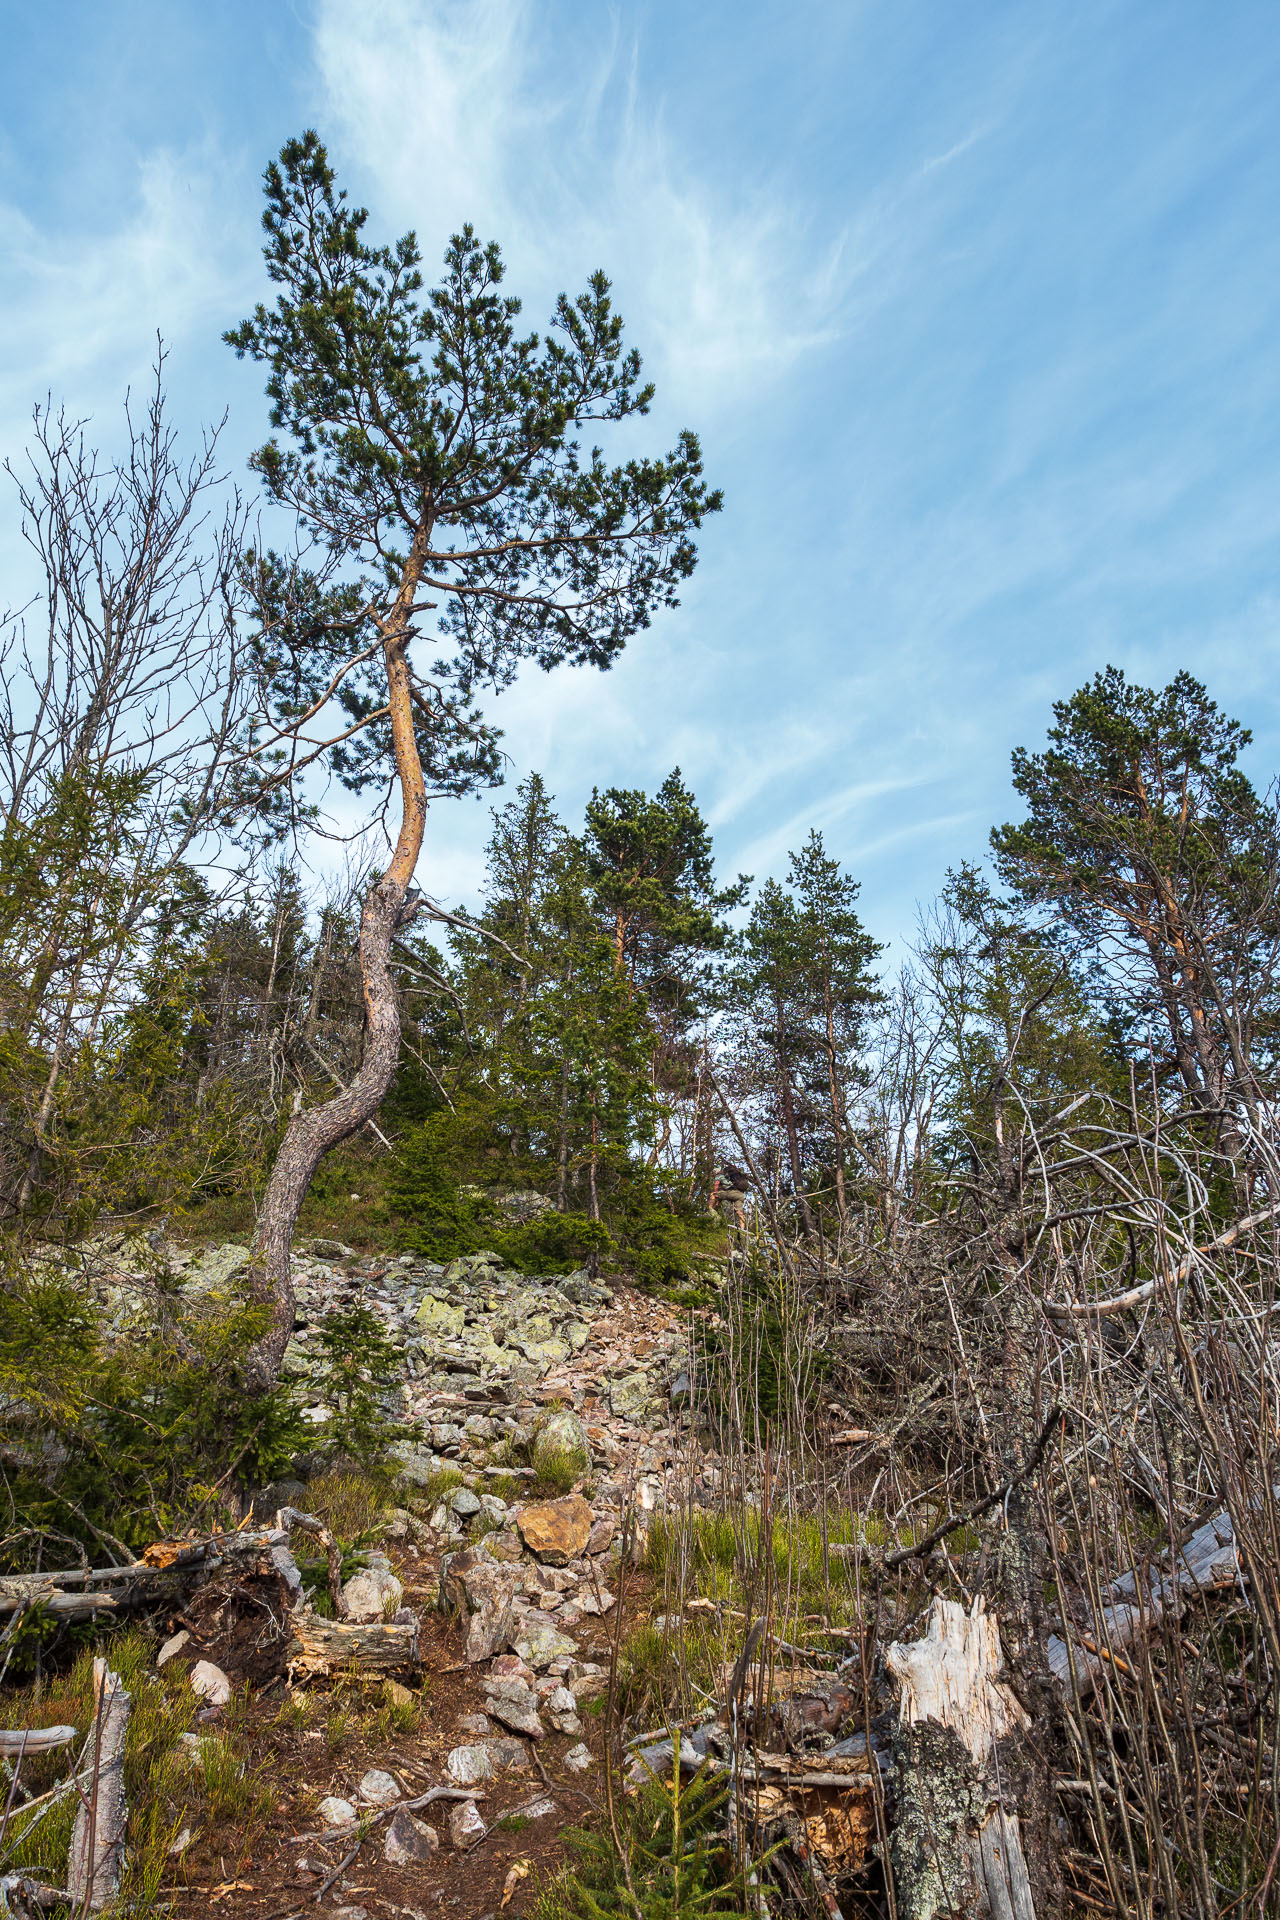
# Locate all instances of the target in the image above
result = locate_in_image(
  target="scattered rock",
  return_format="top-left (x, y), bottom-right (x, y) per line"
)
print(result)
top-left (384, 1808), bottom-right (438, 1863)
top-left (515, 1494), bottom-right (593, 1565)
top-left (319, 1795), bottom-right (357, 1827)
top-left (514, 1618), bottom-right (580, 1670)
top-left (440, 1543), bottom-right (522, 1663)
top-left (189, 1660), bottom-right (231, 1707)
top-left (342, 1564), bottom-right (404, 1621)
top-left (579, 1583), bottom-right (616, 1617)
top-left (482, 1677), bottom-right (546, 1739)
top-left (510, 1794), bottom-right (556, 1822)
top-left (609, 1372), bottom-right (653, 1419)
top-left (585, 1515), bottom-right (615, 1556)
top-left (389, 1441), bottom-right (438, 1488)
top-left (446, 1742), bottom-right (494, 1786)
top-left (449, 1799), bottom-right (487, 1850)
top-left (543, 1685), bottom-right (583, 1735)
top-left (457, 1713), bottom-right (491, 1737)
top-left (490, 1652), bottom-right (536, 1685)
top-left (485, 1736), bottom-right (532, 1770)
top-left (565, 1742), bottom-right (593, 1772)
top-left (358, 1768), bottom-right (400, 1805)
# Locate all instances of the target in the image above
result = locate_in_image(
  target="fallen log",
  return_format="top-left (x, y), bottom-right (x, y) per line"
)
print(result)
top-left (0, 1527), bottom-right (294, 1622)
top-left (67, 1660), bottom-right (130, 1913)
top-left (1048, 1501), bottom-right (1239, 1700)
top-left (287, 1614), bottom-right (420, 1680)
top-left (0, 1728), bottom-right (76, 1756)
top-left (0, 1874), bottom-right (65, 1915)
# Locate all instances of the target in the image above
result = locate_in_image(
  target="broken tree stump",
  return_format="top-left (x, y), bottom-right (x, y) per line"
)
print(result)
top-left (67, 1660), bottom-right (131, 1913)
top-left (887, 1595), bottom-right (1036, 1920)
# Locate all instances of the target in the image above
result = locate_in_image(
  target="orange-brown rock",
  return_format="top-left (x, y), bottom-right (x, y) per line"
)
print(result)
top-left (514, 1494), bottom-right (593, 1566)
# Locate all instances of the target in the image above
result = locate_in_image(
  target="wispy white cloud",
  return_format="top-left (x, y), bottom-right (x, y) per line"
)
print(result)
top-left (0, 142), bottom-right (251, 446)
top-left (311, 0), bottom-right (856, 408)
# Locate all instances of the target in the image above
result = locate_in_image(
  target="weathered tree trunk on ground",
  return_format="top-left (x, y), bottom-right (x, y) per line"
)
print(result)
top-left (287, 1614), bottom-right (420, 1680)
top-left (1047, 1501), bottom-right (1241, 1699)
top-left (67, 1660), bottom-right (130, 1913)
top-left (887, 1597), bottom-right (1037, 1920)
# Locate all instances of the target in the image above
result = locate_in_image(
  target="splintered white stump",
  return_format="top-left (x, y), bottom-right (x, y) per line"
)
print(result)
top-left (67, 1660), bottom-right (131, 1912)
top-left (887, 1596), bottom-right (1036, 1920)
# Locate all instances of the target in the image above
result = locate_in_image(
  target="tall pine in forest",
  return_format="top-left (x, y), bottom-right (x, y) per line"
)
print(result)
top-left (226, 132), bottom-right (720, 1383)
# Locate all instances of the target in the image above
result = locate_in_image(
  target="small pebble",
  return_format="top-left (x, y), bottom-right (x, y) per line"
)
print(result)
top-left (189, 1660), bottom-right (231, 1707)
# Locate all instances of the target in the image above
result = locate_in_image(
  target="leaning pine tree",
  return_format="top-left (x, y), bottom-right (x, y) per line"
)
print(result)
top-left (227, 132), bottom-right (719, 1386)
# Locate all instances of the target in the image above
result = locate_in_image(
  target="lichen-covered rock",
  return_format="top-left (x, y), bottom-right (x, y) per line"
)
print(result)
top-left (531, 1410), bottom-right (591, 1478)
top-left (515, 1494), bottom-right (593, 1565)
top-left (184, 1243), bottom-right (251, 1296)
top-left (446, 1743), bottom-right (493, 1786)
top-left (416, 1294), bottom-right (466, 1336)
top-left (609, 1372), bottom-right (653, 1419)
top-left (514, 1617), bottom-right (579, 1670)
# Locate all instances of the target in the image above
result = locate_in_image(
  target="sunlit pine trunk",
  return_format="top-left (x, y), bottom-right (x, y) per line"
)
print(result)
top-left (243, 526), bottom-right (431, 1390)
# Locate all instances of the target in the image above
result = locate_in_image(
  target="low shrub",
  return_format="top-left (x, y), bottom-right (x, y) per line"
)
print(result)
top-left (0, 1260), bottom-right (307, 1565)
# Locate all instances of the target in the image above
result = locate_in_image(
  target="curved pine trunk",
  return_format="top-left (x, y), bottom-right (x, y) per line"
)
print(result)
top-left (243, 872), bottom-right (418, 1390)
top-left (241, 535), bottom-right (431, 1392)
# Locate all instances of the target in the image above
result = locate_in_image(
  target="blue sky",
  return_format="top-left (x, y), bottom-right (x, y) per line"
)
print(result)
top-left (3, 0), bottom-right (1279, 950)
